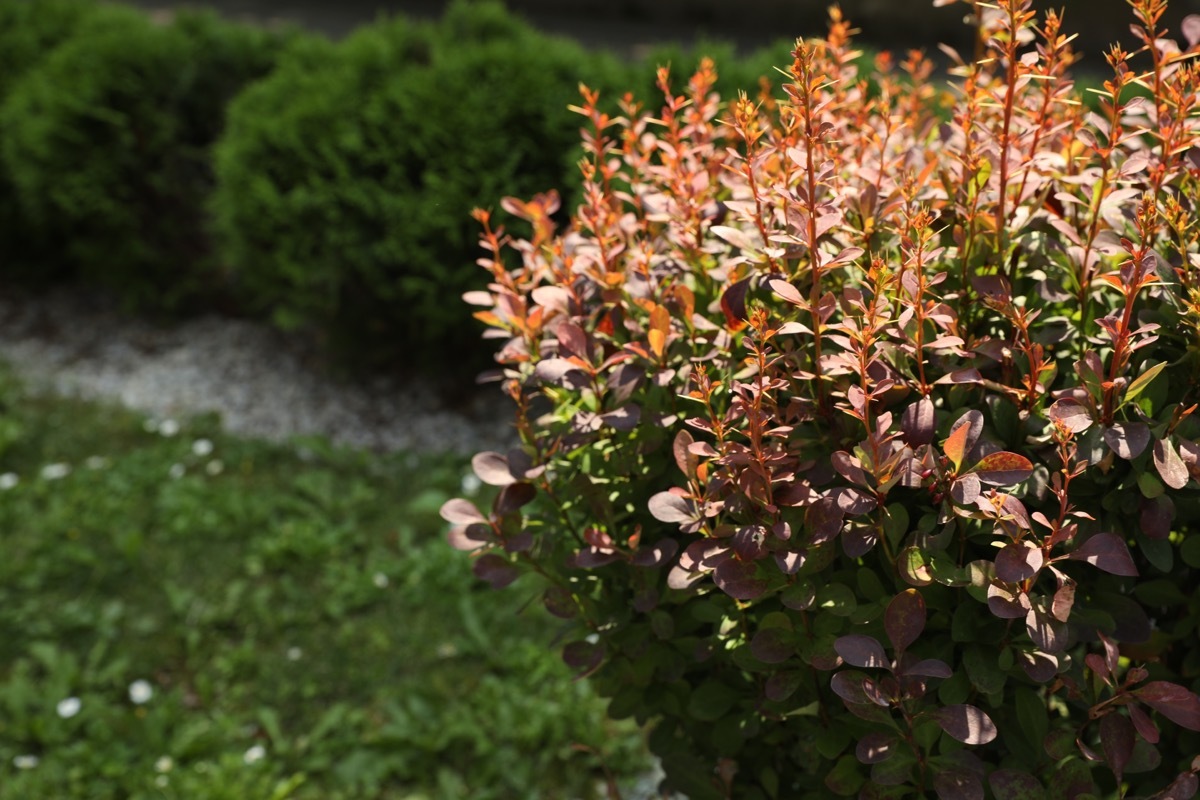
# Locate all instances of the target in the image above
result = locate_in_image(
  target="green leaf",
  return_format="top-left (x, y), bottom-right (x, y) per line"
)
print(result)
top-left (1134, 578), bottom-right (1189, 607)
top-left (1137, 471), bottom-right (1164, 499)
top-left (964, 645), bottom-right (1006, 694)
top-left (815, 724), bottom-right (852, 760)
top-left (1181, 535), bottom-right (1200, 568)
top-left (1123, 361), bottom-right (1167, 407)
top-left (686, 679), bottom-right (740, 722)
top-left (825, 754), bottom-right (867, 796)
top-left (816, 583), bottom-right (857, 617)
top-left (1015, 688), bottom-right (1049, 754)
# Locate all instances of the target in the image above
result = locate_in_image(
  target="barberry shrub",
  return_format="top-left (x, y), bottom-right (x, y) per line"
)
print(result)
top-left (446, 1), bottom-right (1200, 798)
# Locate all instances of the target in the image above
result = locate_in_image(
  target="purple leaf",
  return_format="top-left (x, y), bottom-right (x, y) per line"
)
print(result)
top-left (713, 558), bottom-right (767, 600)
top-left (1052, 581), bottom-right (1075, 622)
top-left (1135, 682), bottom-right (1200, 730)
top-left (856, 732), bottom-right (898, 764)
top-left (561, 639), bottom-right (604, 678)
top-left (720, 276), bottom-right (752, 329)
top-left (631, 539), bottom-right (679, 568)
top-left (995, 542), bottom-right (1045, 582)
top-left (1099, 713), bottom-right (1135, 784)
top-left (472, 554), bottom-right (520, 589)
top-left (931, 704), bottom-right (998, 744)
top-left (769, 278), bottom-right (805, 306)
top-left (534, 357), bottom-right (586, 386)
top-left (1026, 606), bottom-right (1067, 653)
top-left (765, 671), bottom-right (804, 702)
top-left (905, 658), bottom-right (954, 679)
top-left (732, 525), bottom-right (768, 561)
top-left (830, 671), bottom-right (872, 705)
top-left (951, 474), bottom-right (981, 505)
top-left (933, 769), bottom-right (985, 800)
top-left (600, 405), bottom-right (641, 431)
top-left (751, 627), bottom-right (797, 664)
top-left (1153, 437), bottom-right (1189, 489)
top-left (493, 482), bottom-right (536, 515)
top-left (1068, 533), bottom-right (1138, 576)
top-left (648, 492), bottom-right (698, 524)
top-left (574, 547), bottom-right (623, 568)
top-left (835, 487), bottom-right (878, 516)
top-left (472, 451), bottom-right (516, 486)
top-left (1140, 495), bottom-right (1175, 540)
top-left (834, 634), bottom-right (890, 669)
top-left (1129, 702), bottom-right (1159, 744)
top-left (447, 523), bottom-right (492, 552)
top-left (1104, 422), bottom-right (1151, 459)
top-left (885, 589), bottom-right (926, 653)
top-left (555, 321), bottom-right (590, 360)
top-left (842, 522), bottom-right (878, 559)
top-left (542, 586), bottom-right (577, 619)
top-left (440, 498), bottom-right (488, 525)
top-left (987, 583), bottom-right (1030, 619)
top-left (1019, 650), bottom-right (1060, 683)
top-left (1157, 771), bottom-right (1199, 800)
top-left (1183, 14), bottom-right (1200, 47)
top-left (970, 451), bottom-right (1034, 486)
top-left (902, 396), bottom-right (937, 445)
top-left (1047, 398), bottom-right (1093, 433)
top-left (806, 497), bottom-right (845, 544)
top-left (989, 769), bottom-right (1045, 800)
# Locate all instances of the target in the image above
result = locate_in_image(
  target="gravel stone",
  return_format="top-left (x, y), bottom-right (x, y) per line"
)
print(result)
top-left (0, 287), bottom-right (515, 456)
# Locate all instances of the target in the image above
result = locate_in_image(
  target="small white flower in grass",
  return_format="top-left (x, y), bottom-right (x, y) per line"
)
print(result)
top-left (12, 755), bottom-right (38, 770)
top-left (205, 459), bottom-right (224, 476)
top-left (460, 472), bottom-right (482, 495)
top-left (436, 642), bottom-right (458, 659)
top-left (155, 756), bottom-right (174, 773)
top-left (56, 696), bottom-right (81, 719)
top-left (243, 744), bottom-right (266, 765)
top-left (84, 456), bottom-right (109, 470)
top-left (155, 775), bottom-right (169, 788)
top-left (192, 438), bottom-right (213, 457)
top-left (168, 463), bottom-right (185, 480)
top-left (129, 679), bottom-right (154, 704)
top-left (286, 646), bottom-right (302, 662)
top-left (373, 572), bottom-right (389, 589)
top-left (40, 463), bottom-right (70, 481)
top-left (159, 419), bottom-right (180, 437)
top-left (0, 472), bottom-right (17, 490)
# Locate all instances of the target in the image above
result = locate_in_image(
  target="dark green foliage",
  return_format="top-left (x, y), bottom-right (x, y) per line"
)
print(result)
top-left (0, 0), bottom-right (100, 279)
top-left (213, 0), bottom-right (627, 376)
top-left (0, 6), bottom-right (288, 310)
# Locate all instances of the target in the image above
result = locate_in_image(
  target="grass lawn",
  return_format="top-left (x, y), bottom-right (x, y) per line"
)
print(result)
top-left (0, 364), bottom-right (648, 799)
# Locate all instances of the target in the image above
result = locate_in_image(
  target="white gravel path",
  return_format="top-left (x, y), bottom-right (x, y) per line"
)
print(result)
top-left (0, 287), bottom-right (515, 456)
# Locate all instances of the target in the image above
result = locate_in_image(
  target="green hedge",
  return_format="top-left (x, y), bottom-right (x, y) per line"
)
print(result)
top-left (0, 0), bottom-right (799, 379)
top-left (0, 0), bottom-right (101, 280)
top-left (0, 5), bottom-right (292, 310)
top-left (212, 1), bottom-right (631, 375)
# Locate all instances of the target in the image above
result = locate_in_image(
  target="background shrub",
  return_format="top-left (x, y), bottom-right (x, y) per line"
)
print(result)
top-left (0, 5), bottom-right (290, 311)
top-left (0, 0), bottom-right (101, 281)
top-left (212, 0), bottom-right (628, 377)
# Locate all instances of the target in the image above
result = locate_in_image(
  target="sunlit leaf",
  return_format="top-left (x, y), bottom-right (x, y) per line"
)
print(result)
top-left (930, 704), bottom-right (998, 744)
top-left (970, 451), bottom-right (1033, 486)
top-left (1067, 532), bottom-right (1138, 576)
top-left (834, 634), bottom-right (889, 669)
